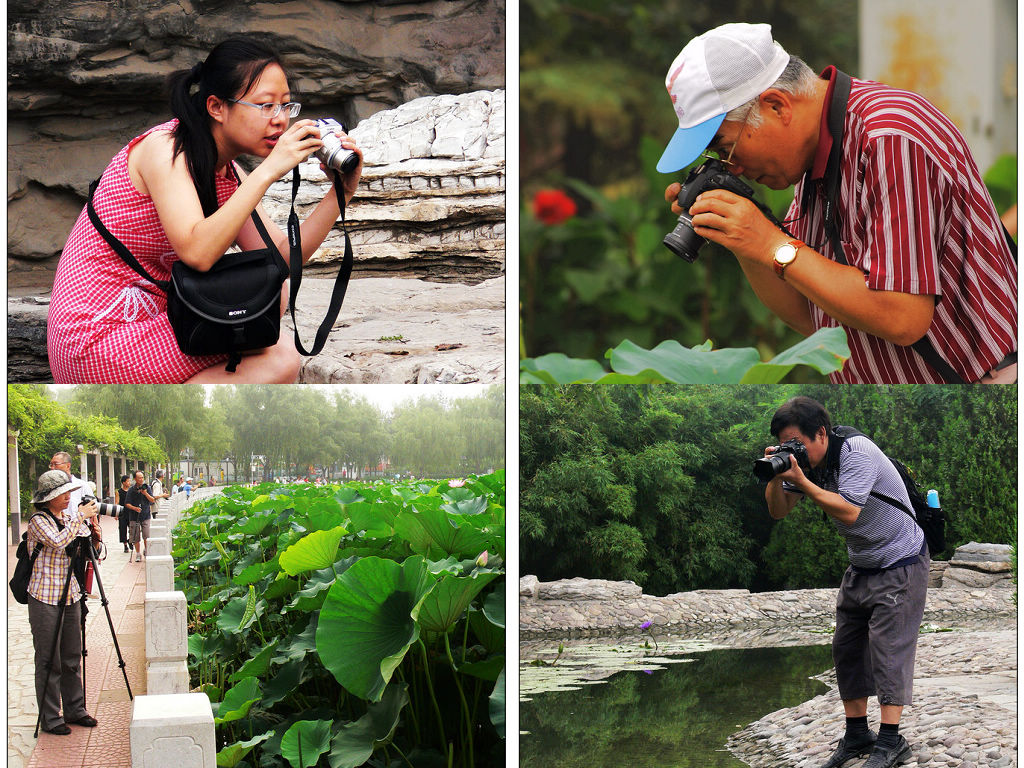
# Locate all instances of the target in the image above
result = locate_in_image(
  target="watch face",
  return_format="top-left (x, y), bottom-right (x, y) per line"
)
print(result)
top-left (775, 244), bottom-right (797, 264)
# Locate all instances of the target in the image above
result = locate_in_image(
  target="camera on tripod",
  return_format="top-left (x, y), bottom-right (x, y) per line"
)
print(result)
top-left (81, 494), bottom-right (123, 518)
top-left (752, 438), bottom-right (812, 482)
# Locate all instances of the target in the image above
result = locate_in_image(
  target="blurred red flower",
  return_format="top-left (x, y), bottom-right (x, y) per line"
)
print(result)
top-left (532, 189), bottom-right (577, 225)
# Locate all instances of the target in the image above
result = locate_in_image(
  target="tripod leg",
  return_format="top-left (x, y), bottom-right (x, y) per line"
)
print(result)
top-left (33, 563), bottom-right (75, 738)
top-left (86, 544), bottom-right (134, 700)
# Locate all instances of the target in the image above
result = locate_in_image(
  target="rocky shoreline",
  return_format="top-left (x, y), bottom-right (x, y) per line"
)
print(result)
top-left (727, 629), bottom-right (1016, 768)
top-left (519, 551), bottom-right (1016, 768)
top-left (519, 543), bottom-right (1016, 639)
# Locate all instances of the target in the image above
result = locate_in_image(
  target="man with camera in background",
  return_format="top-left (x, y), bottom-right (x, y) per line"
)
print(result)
top-left (762, 396), bottom-right (927, 768)
top-left (658, 23), bottom-right (1016, 384)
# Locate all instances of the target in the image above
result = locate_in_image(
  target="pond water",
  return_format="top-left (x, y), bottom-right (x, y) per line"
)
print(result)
top-left (520, 644), bottom-right (834, 768)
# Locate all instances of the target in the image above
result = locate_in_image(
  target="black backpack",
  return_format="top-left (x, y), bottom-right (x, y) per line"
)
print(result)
top-left (833, 426), bottom-right (947, 556)
top-left (8, 513), bottom-right (55, 604)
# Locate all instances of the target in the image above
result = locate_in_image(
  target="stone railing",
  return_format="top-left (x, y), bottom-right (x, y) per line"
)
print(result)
top-left (129, 485), bottom-right (223, 767)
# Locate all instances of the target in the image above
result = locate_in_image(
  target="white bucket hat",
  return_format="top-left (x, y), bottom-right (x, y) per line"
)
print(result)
top-left (33, 469), bottom-right (77, 505)
top-left (657, 23), bottom-right (790, 173)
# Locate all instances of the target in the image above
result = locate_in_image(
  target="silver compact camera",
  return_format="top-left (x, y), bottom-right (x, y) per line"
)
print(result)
top-left (312, 118), bottom-right (359, 173)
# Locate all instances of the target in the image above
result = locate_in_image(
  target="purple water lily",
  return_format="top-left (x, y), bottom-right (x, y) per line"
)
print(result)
top-left (640, 620), bottom-right (659, 652)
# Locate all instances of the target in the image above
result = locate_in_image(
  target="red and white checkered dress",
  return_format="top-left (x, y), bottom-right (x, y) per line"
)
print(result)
top-left (48, 120), bottom-right (234, 382)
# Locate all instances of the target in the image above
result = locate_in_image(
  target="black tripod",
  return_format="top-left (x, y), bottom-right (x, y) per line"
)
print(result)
top-left (34, 534), bottom-right (133, 737)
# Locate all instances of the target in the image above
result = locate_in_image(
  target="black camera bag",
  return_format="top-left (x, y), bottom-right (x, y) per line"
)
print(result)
top-left (87, 165), bottom-right (353, 372)
top-left (833, 426), bottom-right (946, 556)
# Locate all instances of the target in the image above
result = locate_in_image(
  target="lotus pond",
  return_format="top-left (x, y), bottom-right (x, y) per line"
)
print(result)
top-left (174, 474), bottom-right (505, 768)
top-left (520, 638), bottom-right (833, 767)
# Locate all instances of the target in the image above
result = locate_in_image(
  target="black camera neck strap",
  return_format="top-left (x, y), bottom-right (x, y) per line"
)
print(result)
top-left (87, 162), bottom-right (283, 293)
top-left (286, 166), bottom-right (354, 357)
top-left (809, 70), bottom-right (967, 384)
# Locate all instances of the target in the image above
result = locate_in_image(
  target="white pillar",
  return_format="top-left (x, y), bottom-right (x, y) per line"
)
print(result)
top-left (8, 431), bottom-right (21, 544)
top-left (107, 453), bottom-right (116, 498)
top-left (94, 450), bottom-right (103, 502)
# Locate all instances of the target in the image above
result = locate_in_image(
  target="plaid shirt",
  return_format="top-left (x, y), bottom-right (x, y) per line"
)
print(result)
top-left (26, 508), bottom-right (89, 605)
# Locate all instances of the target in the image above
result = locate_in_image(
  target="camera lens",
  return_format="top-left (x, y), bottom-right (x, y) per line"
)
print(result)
top-left (752, 452), bottom-right (791, 483)
top-left (663, 213), bottom-right (705, 263)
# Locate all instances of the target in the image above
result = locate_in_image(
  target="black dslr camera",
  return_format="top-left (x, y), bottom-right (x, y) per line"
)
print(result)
top-left (664, 158), bottom-right (760, 262)
top-left (752, 438), bottom-right (811, 483)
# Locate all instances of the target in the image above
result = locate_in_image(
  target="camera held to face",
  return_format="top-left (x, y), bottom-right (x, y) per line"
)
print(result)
top-left (664, 158), bottom-right (759, 262)
top-left (312, 118), bottom-right (359, 174)
top-left (80, 494), bottom-right (124, 518)
top-left (752, 438), bottom-right (812, 483)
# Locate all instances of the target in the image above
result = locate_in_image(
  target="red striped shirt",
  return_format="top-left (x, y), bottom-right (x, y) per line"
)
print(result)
top-left (786, 70), bottom-right (1017, 383)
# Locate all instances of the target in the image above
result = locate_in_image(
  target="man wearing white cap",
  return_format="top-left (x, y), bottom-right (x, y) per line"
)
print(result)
top-left (659, 23), bottom-right (1016, 385)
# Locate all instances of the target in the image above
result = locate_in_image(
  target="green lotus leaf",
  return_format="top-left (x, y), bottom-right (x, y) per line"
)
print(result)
top-left (327, 683), bottom-right (410, 768)
top-left (275, 613), bottom-right (319, 663)
top-left (740, 326), bottom-right (851, 383)
top-left (441, 496), bottom-right (489, 516)
top-left (417, 571), bottom-right (500, 633)
top-left (316, 556), bottom-right (435, 701)
top-left (468, 607), bottom-right (504, 653)
top-left (263, 658), bottom-right (305, 707)
top-left (489, 666), bottom-right (506, 738)
top-left (519, 353), bottom-right (610, 384)
top-left (231, 511), bottom-right (276, 536)
top-left (279, 526), bottom-right (348, 576)
top-left (334, 487), bottom-right (364, 505)
top-left (216, 732), bottom-right (271, 767)
top-left (482, 582), bottom-right (505, 628)
top-left (281, 719), bottom-right (333, 768)
top-left (346, 500), bottom-right (401, 533)
top-left (214, 676), bottom-right (261, 725)
top-left (228, 638), bottom-right (280, 683)
top-left (300, 497), bottom-right (347, 532)
top-left (232, 561), bottom-right (265, 586)
top-left (407, 504), bottom-right (493, 559)
top-left (457, 653), bottom-right (505, 682)
top-left (215, 592), bottom-right (262, 634)
top-left (251, 494), bottom-right (294, 514)
top-left (608, 339), bottom-right (761, 383)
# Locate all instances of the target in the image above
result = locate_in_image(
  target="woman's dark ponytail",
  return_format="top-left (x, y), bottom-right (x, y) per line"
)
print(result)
top-left (166, 37), bottom-right (286, 217)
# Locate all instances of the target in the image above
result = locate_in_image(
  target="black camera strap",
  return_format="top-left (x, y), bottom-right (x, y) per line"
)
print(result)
top-left (810, 70), bottom-right (970, 383)
top-left (286, 167), bottom-right (354, 357)
top-left (87, 164), bottom-right (280, 294)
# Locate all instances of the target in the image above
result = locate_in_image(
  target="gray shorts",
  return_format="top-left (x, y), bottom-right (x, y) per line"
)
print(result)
top-left (832, 551), bottom-right (929, 706)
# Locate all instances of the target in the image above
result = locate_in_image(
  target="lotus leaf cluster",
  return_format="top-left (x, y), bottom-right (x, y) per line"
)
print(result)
top-left (174, 473), bottom-right (506, 768)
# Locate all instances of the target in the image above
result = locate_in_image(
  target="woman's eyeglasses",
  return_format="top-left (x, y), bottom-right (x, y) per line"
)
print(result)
top-left (228, 99), bottom-right (302, 119)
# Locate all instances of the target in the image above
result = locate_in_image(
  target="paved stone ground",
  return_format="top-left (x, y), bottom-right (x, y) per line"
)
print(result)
top-left (8, 512), bottom-right (145, 768)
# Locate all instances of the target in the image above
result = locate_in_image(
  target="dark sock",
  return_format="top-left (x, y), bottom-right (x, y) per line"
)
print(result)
top-left (845, 715), bottom-right (870, 740)
top-left (876, 722), bottom-right (900, 749)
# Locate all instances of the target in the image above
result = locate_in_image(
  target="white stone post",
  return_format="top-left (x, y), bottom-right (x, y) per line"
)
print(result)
top-left (94, 449), bottom-right (103, 503)
top-left (107, 453), bottom-right (116, 498)
top-left (144, 590), bottom-right (190, 694)
top-left (130, 693), bottom-right (216, 768)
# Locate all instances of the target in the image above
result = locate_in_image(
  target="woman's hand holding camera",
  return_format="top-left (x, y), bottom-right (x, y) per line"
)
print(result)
top-left (78, 499), bottom-right (99, 520)
top-left (263, 119), bottom-right (325, 178)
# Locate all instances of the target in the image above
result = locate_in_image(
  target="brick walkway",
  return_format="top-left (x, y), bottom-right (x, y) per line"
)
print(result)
top-left (8, 511), bottom-right (148, 767)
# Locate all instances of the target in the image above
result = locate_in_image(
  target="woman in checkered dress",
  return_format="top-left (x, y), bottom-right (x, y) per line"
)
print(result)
top-left (47, 36), bottom-right (362, 383)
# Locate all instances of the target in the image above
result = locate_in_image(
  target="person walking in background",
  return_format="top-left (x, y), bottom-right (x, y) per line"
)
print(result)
top-left (125, 471), bottom-right (159, 562)
top-left (149, 469), bottom-right (170, 518)
top-left (115, 474), bottom-right (132, 553)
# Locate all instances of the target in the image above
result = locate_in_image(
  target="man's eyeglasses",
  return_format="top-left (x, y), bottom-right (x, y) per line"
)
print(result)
top-left (228, 99), bottom-right (302, 119)
top-left (702, 109), bottom-right (753, 167)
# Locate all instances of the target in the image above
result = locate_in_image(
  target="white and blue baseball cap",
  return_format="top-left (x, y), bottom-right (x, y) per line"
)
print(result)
top-left (657, 23), bottom-right (790, 173)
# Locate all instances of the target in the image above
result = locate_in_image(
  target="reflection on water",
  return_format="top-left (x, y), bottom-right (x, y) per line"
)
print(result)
top-left (520, 645), bottom-right (833, 768)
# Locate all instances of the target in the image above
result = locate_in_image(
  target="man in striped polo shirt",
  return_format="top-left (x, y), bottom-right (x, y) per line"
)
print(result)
top-left (763, 396), bottom-right (927, 768)
top-left (659, 23), bottom-right (1016, 383)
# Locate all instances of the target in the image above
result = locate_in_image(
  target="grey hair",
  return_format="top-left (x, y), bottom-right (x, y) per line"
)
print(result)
top-left (724, 56), bottom-right (819, 127)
